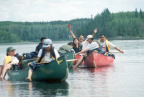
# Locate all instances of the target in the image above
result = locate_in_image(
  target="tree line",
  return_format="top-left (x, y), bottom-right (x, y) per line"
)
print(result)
top-left (0, 8), bottom-right (144, 43)
top-left (0, 19), bottom-right (91, 43)
top-left (77, 8), bottom-right (144, 39)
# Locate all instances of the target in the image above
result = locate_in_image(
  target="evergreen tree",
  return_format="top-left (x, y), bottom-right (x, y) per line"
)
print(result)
top-left (135, 8), bottom-right (138, 18)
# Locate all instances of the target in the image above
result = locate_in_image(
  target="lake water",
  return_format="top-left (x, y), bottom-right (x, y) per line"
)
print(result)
top-left (0, 40), bottom-right (144, 97)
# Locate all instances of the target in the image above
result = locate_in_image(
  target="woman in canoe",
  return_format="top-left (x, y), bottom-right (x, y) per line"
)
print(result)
top-left (68, 24), bottom-right (98, 51)
top-left (0, 47), bottom-right (19, 80)
top-left (25, 39), bottom-right (60, 82)
top-left (68, 25), bottom-right (82, 53)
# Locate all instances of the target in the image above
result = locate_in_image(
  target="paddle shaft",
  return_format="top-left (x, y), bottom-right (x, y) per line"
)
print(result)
top-left (67, 59), bottom-right (77, 62)
top-left (109, 52), bottom-right (121, 53)
top-left (37, 59), bottom-right (77, 64)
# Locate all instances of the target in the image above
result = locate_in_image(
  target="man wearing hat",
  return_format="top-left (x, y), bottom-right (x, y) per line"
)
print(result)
top-left (0, 47), bottom-right (19, 80)
top-left (73, 35), bottom-right (99, 69)
top-left (26, 39), bottom-right (60, 81)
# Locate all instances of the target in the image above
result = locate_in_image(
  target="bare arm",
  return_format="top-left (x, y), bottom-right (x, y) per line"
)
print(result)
top-left (75, 49), bottom-right (89, 55)
top-left (68, 26), bottom-right (76, 39)
top-left (114, 47), bottom-right (124, 53)
top-left (28, 57), bottom-right (40, 66)
top-left (92, 28), bottom-right (97, 37)
top-left (36, 57), bottom-right (40, 62)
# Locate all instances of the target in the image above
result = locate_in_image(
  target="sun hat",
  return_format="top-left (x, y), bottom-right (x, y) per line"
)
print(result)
top-left (43, 39), bottom-right (52, 48)
top-left (86, 35), bottom-right (93, 40)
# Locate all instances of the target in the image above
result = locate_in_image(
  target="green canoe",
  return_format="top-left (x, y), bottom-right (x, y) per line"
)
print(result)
top-left (62, 51), bottom-right (74, 68)
top-left (58, 45), bottom-right (74, 68)
top-left (6, 56), bottom-right (69, 81)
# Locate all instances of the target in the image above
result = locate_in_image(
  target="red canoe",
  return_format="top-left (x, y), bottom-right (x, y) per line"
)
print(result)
top-left (74, 52), bottom-right (114, 68)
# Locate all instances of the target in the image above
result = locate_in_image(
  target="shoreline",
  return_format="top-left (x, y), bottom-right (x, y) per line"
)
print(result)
top-left (108, 36), bottom-right (144, 40)
top-left (0, 37), bottom-right (143, 44)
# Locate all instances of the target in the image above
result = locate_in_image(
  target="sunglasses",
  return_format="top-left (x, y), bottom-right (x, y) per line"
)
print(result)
top-left (100, 37), bottom-right (105, 38)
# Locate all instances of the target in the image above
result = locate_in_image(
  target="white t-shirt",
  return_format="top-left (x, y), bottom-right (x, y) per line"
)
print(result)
top-left (99, 41), bottom-right (116, 52)
top-left (0, 56), bottom-right (19, 66)
top-left (38, 49), bottom-right (60, 62)
top-left (86, 42), bottom-right (99, 50)
top-left (82, 40), bottom-right (89, 50)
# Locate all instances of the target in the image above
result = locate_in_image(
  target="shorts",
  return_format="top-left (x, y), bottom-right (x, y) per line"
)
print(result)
top-left (29, 62), bottom-right (43, 72)
top-left (83, 54), bottom-right (88, 60)
top-left (79, 54), bottom-right (88, 60)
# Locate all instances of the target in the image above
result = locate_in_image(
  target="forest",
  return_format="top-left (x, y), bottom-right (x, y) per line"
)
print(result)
top-left (0, 8), bottom-right (144, 43)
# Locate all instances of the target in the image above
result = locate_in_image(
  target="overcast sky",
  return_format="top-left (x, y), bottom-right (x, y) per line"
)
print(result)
top-left (0, 0), bottom-right (143, 22)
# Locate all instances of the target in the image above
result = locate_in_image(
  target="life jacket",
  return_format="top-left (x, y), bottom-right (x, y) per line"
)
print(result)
top-left (38, 46), bottom-right (56, 63)
top-left (98, 39), bottom-right (110, 52)
top-left (4, 56), bottom-right (12, 65)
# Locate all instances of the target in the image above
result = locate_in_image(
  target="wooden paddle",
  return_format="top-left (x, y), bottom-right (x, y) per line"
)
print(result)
top-left (67, 59), bottom-right (77, 62)
top-left (109, 52), bottom-right (121, 53)
top-left (37, 59), bottom-right (77, 64)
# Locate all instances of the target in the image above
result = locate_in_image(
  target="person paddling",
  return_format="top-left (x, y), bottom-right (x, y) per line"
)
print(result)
top-left (0, 47), bottom-right (19, 80)
top-left (68, 25), bottom-right (82, 53)
top-left (25, 39), bottom-right (60, 82)
top-left (98, 34), bottom-right (124, 53)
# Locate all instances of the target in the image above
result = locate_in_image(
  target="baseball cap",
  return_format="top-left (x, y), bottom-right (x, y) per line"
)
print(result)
top-left (7, 47), bottom-right (16, 52)
top-left (43, 39), bottom-right (52, 48)
top-left (86, 35), bottom-right (93, 40)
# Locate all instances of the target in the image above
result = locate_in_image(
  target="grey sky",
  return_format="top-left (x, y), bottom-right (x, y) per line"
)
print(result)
top-left (0, 0), bottom-right (143, 22)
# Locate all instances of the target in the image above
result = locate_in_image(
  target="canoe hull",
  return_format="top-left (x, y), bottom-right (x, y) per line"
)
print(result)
top-left (63, 52), bottom-right (74, 68)
top-left (85, 52), bottom-right (114, 67)
top-left (74, 52), bottom-right (114, 68)
top-left (7, 56), bottom-right (69, 81)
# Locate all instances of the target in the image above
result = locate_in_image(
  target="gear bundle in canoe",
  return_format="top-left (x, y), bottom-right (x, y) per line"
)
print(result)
top-left (58, 45), bottom-right (74, 68)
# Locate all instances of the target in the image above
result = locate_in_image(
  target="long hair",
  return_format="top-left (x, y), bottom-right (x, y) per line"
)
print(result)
top-left (44, 44), bottom-right (53, 58)
top-left (73, 38), bottom-right (79, 47)
top-left (73, 38), bottom-right (82, 51)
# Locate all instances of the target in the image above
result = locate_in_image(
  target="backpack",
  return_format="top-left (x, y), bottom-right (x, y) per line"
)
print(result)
top-left (58, 45), bottom-right (73, 54)
top-left (22, 51), bottom-right (38, 59)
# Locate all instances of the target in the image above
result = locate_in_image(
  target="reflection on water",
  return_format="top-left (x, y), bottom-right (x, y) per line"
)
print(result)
top-left (0, 81), bottom-right (69, 97)
top-left (68, 66), bottom-right (114, 97)
top-left (0, 80), bottom-right (14, 97)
